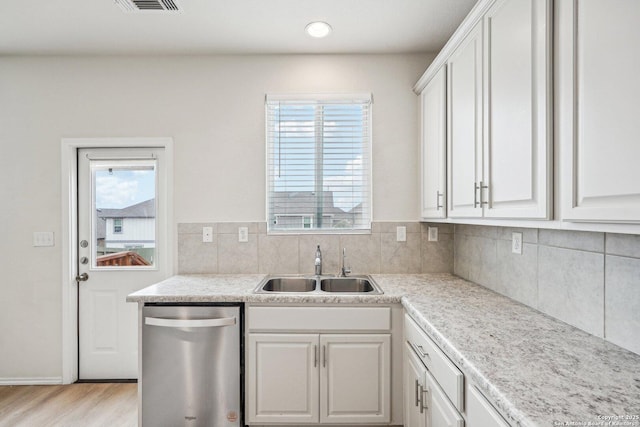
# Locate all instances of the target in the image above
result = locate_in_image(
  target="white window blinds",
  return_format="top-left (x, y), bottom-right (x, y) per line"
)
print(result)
top-left (266, 94), bottom-right (372, 232)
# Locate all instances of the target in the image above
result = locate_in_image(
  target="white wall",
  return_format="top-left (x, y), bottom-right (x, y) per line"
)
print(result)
top-left (0, 54), bottom-right (432, 380)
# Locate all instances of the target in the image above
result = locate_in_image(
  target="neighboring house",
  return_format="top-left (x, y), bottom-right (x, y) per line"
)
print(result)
top-left (270, 191), bottom-right (363, 230)
top-left (96, 199), bottom-right (155, 265)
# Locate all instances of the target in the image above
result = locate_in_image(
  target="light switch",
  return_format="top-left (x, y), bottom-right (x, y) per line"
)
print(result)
top-left (512, 232), bottom-right (523, 255)
top-left (33, 231), bottom-right (55, 247)
top-left (202, 226), bottom-right (213, 243)
top-left (238, 227), bottom-right (249, 243)
top-left (396, 226), bottom-right (406, 242)
top-left (428, 227), bottom-right (438, 242)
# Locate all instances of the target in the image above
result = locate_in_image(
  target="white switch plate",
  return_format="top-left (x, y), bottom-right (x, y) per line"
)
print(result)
top-left (396, 226), bottom-right (406, 242)
top-left (33, 231), bottom-right (55, 247)
top-left (512, 232), bottom-right (523, 255)
top-left (428, 227), bottom-right (438, 242)
top-left (202, 226), bottom-right (213, 243)
top-left (238, 227), bottom-right (249, 243)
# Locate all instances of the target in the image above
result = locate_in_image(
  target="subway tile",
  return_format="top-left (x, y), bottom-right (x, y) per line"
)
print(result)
top-left (258, 222), bottom-right (268, 234)
top-left (217, 234), bottom-right (258, 273)
top-left (539, 229), bottom-right (604, 253)
top-left (177, 233), bottom-right (217, 273)
top-left (258, 234), bottom-right (299, 275)
top-left (298, 235), bottom-right (341, 275)
top-left (380, 232), bottom-right (421, 273)
top-left (495, 240), bottom-right (538, 308)
top-left (177, 223), bottom-right (217, 235)
top-left (606, 233), bottom-right (640, 259)
top-left (496, 226), bottom-right (538, 244)
top-left (605, 255), bottom-right (640, 355)
top-left (421, 234), bottom-right (453, 273)
top-left (217, 222), bottom-right (259, 234)
top-left (340, 234), bottom-right (381, 275)
top-left (537, 246), bottom-right (604, 337)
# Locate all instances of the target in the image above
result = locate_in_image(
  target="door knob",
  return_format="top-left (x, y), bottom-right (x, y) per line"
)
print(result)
top-left (76, 273), bottom-right (89, 282)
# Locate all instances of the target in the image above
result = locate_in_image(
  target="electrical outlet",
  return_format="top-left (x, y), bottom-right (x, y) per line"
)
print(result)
top-left (512, 232), bottom-right (523, 255)
top-left (33, 231), bottom-right (54, 247)
top-left (202, 226), bottom-right (213, 243)
top-left (238, 227), bottom-right (249, 243)
top-left (396, 226), bottom-right (406, 242)
top-left (428, 227), bottom-right (438, 242)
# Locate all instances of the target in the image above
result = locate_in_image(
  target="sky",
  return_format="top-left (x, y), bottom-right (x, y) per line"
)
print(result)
top-left (94, 167), bottom-right (155, 209)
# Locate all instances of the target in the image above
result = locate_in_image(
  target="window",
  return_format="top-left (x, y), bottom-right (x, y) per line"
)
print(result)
top-left (266, 94), bottom-right (372, 232)
top-left (113, 218), bottom-right (123, 234)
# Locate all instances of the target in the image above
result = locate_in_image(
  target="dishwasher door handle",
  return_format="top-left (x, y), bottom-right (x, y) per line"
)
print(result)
top-left (145, 316), bottom-right (236, 328)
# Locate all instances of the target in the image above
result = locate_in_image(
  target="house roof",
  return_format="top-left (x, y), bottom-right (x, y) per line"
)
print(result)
top-left (271, 192), bottom-right (345, 216)
top-left (97, 199), bottom-right (155, 219)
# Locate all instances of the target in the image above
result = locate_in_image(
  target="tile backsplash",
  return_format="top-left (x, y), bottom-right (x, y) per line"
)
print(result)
top-left (178, 222), bottom-right (453, 276)
top-left (454, 225), bottom-right (640, 356)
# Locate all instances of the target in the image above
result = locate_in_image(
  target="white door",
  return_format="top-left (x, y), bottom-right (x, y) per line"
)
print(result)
top-left (483, 0), bottom-right (552, 219)
top-left (320, 334), bottom-right (391, 424)
top-left (247, 334), bottom-right (320, 424)
top-left (447, 20), bottom-right (484, 218)
top-left (77, 147), bottom-right (169, 379)
top-left (425, 370), bottom-right (465, 427)
top-left (421, 66), bottom-right (448, 219)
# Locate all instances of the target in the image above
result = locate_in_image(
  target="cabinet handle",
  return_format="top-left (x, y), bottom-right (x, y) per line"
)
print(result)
top-left (421, 386), bottom-right (429, 412)
top-left (415, 379), bottom-right (420, 407)
top-left (314, 345), bottom-right (318, 368)
top-left (416, 345), bottom-right (429, 359)
top-left (480, 181), bottom-right (489, 206)
top-left (474, 182), bottom-right (480, 208)
top-left (436, 191), bottom-right (443, 210)
top-left (418, 384), bottom-right (426, 413)
top-left (322, 345), bottom-right (326, 367)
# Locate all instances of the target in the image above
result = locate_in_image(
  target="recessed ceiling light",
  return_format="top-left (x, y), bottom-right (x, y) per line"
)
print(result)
top-left (305, 21), bottom-right (332, 38)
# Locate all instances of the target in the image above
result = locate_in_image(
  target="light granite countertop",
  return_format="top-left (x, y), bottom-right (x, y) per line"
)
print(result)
top-left (127, 273), bottom-right (640, 427)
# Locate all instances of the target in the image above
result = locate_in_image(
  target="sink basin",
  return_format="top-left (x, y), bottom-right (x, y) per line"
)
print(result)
top-left (320, 277), bottom-right (381, 294)
top-left (259, 277), bottom-right (316, 293)
top-left (255, 275), bottom-right (383, 295)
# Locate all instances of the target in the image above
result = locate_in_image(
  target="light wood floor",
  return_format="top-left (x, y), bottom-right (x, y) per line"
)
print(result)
top-left (0, 383), bottom-right (137, 427)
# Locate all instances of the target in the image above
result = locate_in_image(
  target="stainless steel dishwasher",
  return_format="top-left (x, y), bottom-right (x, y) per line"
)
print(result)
top-left (141, 304), bottom-right (242, 427)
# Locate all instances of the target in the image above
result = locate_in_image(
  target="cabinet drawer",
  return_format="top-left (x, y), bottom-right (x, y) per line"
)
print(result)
top-left (248, 306), bottom-right (391, 331)
top-left (404, 314), bottom-right (464, 412)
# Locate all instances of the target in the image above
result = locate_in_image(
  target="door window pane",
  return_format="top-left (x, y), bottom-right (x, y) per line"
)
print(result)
top-left (91, 161), bottom-right (157, 268)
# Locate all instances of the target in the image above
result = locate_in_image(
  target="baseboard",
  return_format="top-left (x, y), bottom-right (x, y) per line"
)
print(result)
top-left (0, 377), bottom-right (63, 385)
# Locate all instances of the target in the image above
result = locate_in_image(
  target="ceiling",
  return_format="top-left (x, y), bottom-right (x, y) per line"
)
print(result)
top-left (0, 0), bottom-right (478, 55)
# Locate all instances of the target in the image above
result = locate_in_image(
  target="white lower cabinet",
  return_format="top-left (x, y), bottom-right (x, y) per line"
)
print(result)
top-left (246, 305), bottom-right (394, 425)
top-left (248, 333), bottom-right (390, 424)
top-left (404, 314), bottom-right (511, 427)
top-left (466, 384), bottom-right (509, 427)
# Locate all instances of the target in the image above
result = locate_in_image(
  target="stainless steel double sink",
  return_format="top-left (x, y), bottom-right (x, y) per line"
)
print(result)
top-left (254, 275), bottom-right (383, 295)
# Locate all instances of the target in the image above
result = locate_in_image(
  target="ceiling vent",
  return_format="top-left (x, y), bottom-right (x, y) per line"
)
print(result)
top-left (115, 0), bottom-right (182, 12)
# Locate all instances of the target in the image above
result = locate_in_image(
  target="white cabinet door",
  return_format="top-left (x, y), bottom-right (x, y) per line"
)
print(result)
top-left (466, 384), bottom-right (509, 427)
top-left (320, 334), bottom-right (391, 424)
top-left (559, 0), bottom-right (640, 222)
top-left (247, 334), bottom-right (319, 424)
top-left (447, 20), bottom-right (484, 218)
top-left (483, 0), bottom-right (552, 219)
top-left (425, 369), bottom-right (465, 427)
top-left (404, 344), bottom-right (427, 427)
top-left (421, 66), bottom-right (447, 219)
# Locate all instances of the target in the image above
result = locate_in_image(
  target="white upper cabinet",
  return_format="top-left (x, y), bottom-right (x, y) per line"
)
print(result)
top-left (482, 0), bottom-right (552, 219)
top-left (447, 20), bottom-right (484, 218)
top-left (421, 66), bottom-right (448, 219)
top-left (559, 0), bottom-right (640, 222)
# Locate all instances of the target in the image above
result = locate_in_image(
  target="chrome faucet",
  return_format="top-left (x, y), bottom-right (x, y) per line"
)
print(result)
top-left (314, 245), bottom-right (322, 276)
top-left (340, 248), bottom-right (351, 277)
